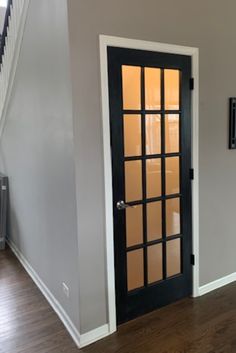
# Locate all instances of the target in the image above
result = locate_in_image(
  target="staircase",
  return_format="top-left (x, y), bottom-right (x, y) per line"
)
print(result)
top-left (0, 0), bottom-right (29, 136)
top-left (0, 0), bottom-right (12, 66)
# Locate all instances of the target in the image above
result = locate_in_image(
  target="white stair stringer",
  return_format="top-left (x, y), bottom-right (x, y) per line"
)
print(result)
top-left (0, 0), bottom-right (30, 138)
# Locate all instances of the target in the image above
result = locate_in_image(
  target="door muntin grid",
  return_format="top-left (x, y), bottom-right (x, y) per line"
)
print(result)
top-left (122, 65), bottom-right (182, 292)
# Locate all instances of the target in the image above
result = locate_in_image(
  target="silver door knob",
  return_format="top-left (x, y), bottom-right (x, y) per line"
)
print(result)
top-left (116, 200), bottom-right (135, 210)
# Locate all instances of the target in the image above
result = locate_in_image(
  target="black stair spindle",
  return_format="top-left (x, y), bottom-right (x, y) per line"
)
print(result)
top-left (0, 0), bottom-right (13, 68)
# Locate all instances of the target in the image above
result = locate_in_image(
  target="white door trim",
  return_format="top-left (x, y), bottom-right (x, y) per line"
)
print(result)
top-left (99, 35), bottom-right (199, 334)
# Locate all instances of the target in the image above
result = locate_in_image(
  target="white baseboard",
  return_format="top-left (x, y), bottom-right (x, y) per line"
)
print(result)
top-left (6, 239), bottom-right (111, 348)
top-left (199, 272), bottom-right (236, 296)
top-left (80, 324), bottom-right (110, 347)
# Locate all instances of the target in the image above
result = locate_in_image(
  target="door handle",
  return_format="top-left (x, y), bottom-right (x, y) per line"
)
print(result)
top-left (116, 200), bottom-right (135, 210)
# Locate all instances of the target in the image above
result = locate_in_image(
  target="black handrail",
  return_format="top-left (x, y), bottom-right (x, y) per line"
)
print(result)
top-left (0, 0), bottom-right (13, 66)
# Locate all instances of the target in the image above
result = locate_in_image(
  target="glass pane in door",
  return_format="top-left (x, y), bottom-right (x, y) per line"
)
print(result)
top-left (146, 115), bottom-right (161, 155)
top-left (126, 205), bottom-right (143, 247)
top-left (165, 157), bottom-right (180, 195)
top-left (166, 198), bottom-right (180, 236)
top-left (166, 239), bottom-right (181, 277)
top-left (145, 68), bottom-right (161, 110)
top-left (164, 69), bottom-right (180, 110)
top-left (146, 158), bottom-right (162, 198)
top-left (147, 201), bottom-right (162, 241)
top-left (127, 249), bottom-right (144, 291)
top-left (165, 114), bottom-right (180, 153)
top-left (123, 114), bottom-right (142, 157)
top-left (147, 244), bottom-right (163, 283)
top-left (122, 66), bottom-right (141, 110)
top-left (125, 160), bottom-right (142, 202)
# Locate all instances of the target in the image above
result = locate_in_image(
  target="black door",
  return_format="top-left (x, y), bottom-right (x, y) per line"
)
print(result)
top-left (108, 47), bottom-right (192, 324)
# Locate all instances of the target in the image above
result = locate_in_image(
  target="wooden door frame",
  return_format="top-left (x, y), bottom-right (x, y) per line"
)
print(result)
top-left (99, 35), bottom-right (199, 335)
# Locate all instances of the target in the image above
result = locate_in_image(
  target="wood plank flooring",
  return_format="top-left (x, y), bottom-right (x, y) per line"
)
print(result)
top-left (0, 247), bottom-right (79, 353)
top-left (1, 247), bottom-right (236, 353)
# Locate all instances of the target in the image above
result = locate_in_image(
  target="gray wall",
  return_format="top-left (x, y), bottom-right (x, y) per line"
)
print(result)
top-left (0, 0), bottom-right (80, 330)
top-left (67, 0), bottom-right (236, 332)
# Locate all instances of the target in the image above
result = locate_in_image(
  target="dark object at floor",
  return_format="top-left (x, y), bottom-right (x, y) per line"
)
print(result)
top-left (0, 174), bottom-right (8, 250)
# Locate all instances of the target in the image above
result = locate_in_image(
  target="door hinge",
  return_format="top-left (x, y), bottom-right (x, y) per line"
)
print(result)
top-left (190, 254), bottom-right (195, 266)
top-left (190, 168), bottom-right (194, 180)
top-left (190, 78), bottom-right (194, 90)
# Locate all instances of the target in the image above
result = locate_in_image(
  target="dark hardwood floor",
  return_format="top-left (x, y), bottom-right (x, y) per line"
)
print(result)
top-left (0, 247), bottom-right (79, 353)
top-left (1, 247), bottom-right (236, 353)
